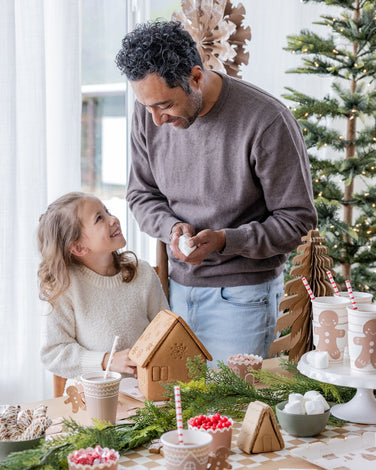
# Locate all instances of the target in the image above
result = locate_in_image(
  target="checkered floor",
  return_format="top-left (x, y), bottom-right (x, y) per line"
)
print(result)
top-left (118, 421), bottom-right (376, 469)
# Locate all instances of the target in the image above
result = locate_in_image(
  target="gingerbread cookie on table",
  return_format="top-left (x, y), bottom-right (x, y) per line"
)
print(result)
top-left (314, 310), bottom-right (345, 360)
top-left (354, 319), bottom-right (376, 369)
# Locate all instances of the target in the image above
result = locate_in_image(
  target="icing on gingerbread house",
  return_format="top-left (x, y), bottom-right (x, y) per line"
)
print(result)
top-left (129, 310), bottom-right (212, 401)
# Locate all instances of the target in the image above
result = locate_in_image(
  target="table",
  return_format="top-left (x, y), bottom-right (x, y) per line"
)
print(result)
top-left (23, 358), bottom-right (376, 470)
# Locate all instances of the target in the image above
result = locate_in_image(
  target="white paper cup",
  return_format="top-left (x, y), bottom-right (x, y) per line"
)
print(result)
top-left (334, 291), bottom-right (373, 304)
top-left (347, 305), bottom-right (376, 374)
top-left (312, 296), bottom-right (350, 362)
top-left (161, 429), bottom-right (212, 470)
top-left (81, 371), bottom-right (121, 424)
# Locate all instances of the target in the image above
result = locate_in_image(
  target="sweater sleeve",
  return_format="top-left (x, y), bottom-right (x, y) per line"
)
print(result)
top-left (40, 295), bottom-right (106, 379)
top-left (222, 109), bottom-right (317, 258)
top-left (126, 104), bottom-right (181, 243)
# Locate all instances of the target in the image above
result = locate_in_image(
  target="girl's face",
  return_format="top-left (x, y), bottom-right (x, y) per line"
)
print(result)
top-left (77, 197), bottom-right (126, 254)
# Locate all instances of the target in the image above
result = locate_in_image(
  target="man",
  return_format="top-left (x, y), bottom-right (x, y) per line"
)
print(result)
top-left (116, 20), bottom-right (317, 365)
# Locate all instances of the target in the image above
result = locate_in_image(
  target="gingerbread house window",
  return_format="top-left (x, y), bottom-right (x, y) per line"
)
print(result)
top-left (152, 366), bottom-right (168, 381)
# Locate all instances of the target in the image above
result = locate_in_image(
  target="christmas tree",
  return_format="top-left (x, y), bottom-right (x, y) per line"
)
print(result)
top-left (270, 230), bottom-right (334, 361)
top-left (283, 0), bottom-right (376, 295)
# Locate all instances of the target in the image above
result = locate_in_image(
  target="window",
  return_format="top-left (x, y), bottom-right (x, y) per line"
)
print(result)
top-left (80, 0), bottom-right (179, 265)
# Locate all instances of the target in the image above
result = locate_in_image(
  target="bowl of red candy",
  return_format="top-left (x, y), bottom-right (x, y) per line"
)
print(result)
top-left (67, 445), bottom-right (119, 470)
top-left (187, 413), bottom-right (233, 452)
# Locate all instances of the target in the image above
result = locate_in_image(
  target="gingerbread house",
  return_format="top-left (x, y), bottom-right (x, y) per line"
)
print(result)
top-left (237, 401), bottom-right (284, 454)
top-left (129, 310), bottom-right (212, 401)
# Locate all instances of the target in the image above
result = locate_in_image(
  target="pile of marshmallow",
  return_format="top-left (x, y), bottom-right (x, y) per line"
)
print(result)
top-left (283, 391), bottom-right (330, 415)
top-left (0, 404), bottom-right (51, 441)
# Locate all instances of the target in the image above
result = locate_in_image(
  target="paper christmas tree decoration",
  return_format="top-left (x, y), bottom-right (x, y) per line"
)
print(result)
top-left (237, 401), bottom-right (284, 454)
top-left (172, 0), bottom-right (251, 78)
top-left (129, 310), bottom-right (212, 401)
top-left (269, 230), bottom-right (335, 362)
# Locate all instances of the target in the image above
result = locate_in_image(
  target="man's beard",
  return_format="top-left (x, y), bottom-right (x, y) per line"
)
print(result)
top-left (176, 89), bottom-right (203, 130)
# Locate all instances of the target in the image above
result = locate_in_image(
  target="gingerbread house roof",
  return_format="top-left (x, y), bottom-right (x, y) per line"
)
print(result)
top-left (129, 309), bottom-right (212, 367)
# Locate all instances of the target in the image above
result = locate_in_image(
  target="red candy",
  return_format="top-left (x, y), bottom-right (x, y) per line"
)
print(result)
top-left (69, 446), bottom-right (119, 465)
top-left (188, 413), bottom-right (232, 430)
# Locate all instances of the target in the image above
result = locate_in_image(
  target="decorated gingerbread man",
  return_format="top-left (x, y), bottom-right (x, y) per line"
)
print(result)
top-left (64, 385), bottom-right (86, 413)
top-left (314, 310), bottom-right (345, 360)
top-left (353, 319), bottom-right (376, 369)
top-left (208, 447), bottom-right (232, 470)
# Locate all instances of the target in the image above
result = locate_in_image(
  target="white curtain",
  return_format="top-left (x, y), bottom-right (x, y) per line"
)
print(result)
top-left (0, 0), bottom-right (81, 403)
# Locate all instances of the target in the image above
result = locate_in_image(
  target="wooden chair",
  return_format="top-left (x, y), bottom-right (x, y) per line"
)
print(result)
top-left (53, 240), bottom-right (169, 397)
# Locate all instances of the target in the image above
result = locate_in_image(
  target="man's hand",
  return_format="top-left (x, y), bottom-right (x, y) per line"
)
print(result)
top-left (102, 348), bottom-right (137, 375)
top-left (170, 226), bottom-right (226, 265)
top-left (170, 222), bottom-right (196, 261)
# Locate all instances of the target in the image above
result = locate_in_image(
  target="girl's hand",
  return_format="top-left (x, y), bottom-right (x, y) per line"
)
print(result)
top-left (102, 348), bottom-right (137, 375)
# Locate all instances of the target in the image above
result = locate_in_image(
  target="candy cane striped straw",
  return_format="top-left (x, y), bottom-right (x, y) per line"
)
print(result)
top-left (104, 335), bottom-right (119, 379)
top-left (345, 280), bottom-right (358, 310)
top-left (174, 385), bottom-right (184, 445)
top-left (302, 277), bottom-right (316, 301)
top-left (326, 270), bottom-right (340, 293)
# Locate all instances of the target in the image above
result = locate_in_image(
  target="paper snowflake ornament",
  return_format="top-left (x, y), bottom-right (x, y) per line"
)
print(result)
top-left (172, 0), bottom-right (251, 78)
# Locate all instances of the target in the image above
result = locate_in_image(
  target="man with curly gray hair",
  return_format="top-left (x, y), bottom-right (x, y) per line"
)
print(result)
top-left (116, 20), bottom-right (317, 366)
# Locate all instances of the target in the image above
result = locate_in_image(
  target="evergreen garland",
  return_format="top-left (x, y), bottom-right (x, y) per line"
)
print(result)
top-left (283, 0), bottom-right (376, 293)
top-left (0, 357), bottom-right (356, 469)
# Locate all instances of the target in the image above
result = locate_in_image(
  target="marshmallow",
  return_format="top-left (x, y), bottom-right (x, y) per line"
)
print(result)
top-left (178, 234), bottom-right (196, 257)
top-left (288, 393), bottom-right (304, 404)
top-left (284, 401), bottom-right (305, 415)
top-left (305, 399), bottom-right (325, 415)
top-left (308, 350), bottom-right (329, 369)
top-left (304, 392), bottom-right (329, 411)
top-left (303, 391), bottom-right (322, 400)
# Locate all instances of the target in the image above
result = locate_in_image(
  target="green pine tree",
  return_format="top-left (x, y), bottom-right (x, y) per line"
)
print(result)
top-left (283, 0), bottom-right (376, 295)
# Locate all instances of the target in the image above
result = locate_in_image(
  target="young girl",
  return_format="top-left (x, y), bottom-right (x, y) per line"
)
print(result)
top-left (38, 192), bottom-right (169, 379)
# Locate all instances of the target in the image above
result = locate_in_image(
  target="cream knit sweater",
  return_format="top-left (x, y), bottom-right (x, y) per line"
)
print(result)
top-left (40, 260), bottom-right (169, 378)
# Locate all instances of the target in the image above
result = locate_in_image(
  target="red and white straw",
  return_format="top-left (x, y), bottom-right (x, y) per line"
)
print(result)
top-left (345, 280), bottom-right (358, 310)
top-left (302, 277), bottom-right (316, 301)
top-left (326, 271), bottom-right (340, 293)
top-left (174, 386), bottom-right (184, 445)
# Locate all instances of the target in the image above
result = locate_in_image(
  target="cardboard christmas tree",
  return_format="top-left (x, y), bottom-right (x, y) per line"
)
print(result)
top-left (269, 230), bottom-right (334, 361)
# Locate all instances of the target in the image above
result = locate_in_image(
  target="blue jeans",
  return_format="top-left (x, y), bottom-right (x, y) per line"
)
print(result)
top-left (169, 274), bottom-right (284, 367)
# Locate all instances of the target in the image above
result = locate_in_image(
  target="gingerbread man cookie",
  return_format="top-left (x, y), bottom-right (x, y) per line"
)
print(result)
top-left (353, 319), bottom-right (376, 369)
top-left (314, 310), bottom-right (345, 360)
top-left (64, 386), bottom-right (86, 413)
top-left (208, 447), bottom-right (232, 470)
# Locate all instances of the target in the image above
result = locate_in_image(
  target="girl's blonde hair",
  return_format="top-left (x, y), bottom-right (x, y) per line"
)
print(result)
top-left (37, 191), bottom-right (138, 309)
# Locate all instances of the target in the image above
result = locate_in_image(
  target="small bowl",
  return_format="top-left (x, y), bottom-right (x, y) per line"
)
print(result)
top-left (227, 354), bottom-right (263, 383)
top-left (276, 401), bottom-right (330, 437)
top-left (0, 435), bottom-right (44, 460)
top-left (188, 415), bottom-right (233, 452)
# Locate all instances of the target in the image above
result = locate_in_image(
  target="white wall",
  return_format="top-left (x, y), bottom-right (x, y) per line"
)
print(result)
top-left (242, 0), bottom-right (335, 102)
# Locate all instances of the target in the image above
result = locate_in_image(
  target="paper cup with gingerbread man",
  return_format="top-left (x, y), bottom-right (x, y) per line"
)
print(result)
top-left (312, 296), bottom-right (350, 363)
top-left (347, 304), bottom-right (376, 374)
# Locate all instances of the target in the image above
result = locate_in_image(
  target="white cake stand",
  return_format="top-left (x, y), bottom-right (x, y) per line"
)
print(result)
top-left (298, 352), bottom-right (376, 424)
